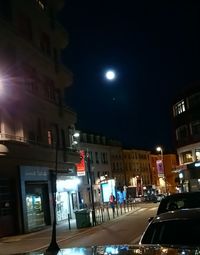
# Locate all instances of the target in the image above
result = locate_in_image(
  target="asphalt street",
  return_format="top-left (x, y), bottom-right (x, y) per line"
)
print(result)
top-left (0, 203), bottom-right (158, 255)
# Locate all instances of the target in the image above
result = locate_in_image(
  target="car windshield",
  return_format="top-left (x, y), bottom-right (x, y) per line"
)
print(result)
top-left (141, 219), bottom-right (200, 246)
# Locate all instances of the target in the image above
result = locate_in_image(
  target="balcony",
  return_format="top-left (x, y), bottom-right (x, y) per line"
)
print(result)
top-left (0, 133), bottom-right (80, 173)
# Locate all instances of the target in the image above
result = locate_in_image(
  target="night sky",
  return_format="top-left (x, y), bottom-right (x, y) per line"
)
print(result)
top-left (58, 1), bottom-right (200, 152)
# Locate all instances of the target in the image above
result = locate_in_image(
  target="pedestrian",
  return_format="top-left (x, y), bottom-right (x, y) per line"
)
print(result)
top-left (109, 193), bottom-right (116, 214)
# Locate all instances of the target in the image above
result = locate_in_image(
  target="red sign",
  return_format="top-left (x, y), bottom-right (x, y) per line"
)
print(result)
top-left (156, 160), bottom-right (164, 177)
top-left (76, 150), bottom-right (86, 176)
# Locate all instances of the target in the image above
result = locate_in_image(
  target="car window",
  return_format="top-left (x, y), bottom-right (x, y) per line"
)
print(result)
top-left (157, 194), bottom-right (200, 214)
top-left (141, 220), bottom-right (200, 245)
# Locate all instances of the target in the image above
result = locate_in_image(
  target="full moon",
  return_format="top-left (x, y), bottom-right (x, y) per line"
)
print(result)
top-left (105, 70), bottom-right (116, 80)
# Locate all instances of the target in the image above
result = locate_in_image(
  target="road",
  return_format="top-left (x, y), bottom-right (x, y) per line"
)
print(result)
top-left (0, 202), bottom-right (158, 255)
top-left (58, 202), bottom-right (158, 248)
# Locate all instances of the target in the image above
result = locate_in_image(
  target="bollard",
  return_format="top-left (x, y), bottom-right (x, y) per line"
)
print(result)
top-left (68, 213), bottom-right (71, 230)
top-left (107, 206), bottom-right (110, 220)
top-left (101, 207), bottom-right (104, 222)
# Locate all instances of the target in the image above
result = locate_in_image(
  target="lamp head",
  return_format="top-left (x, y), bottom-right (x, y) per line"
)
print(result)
top-left (156, 146), bottom-right (162, 152)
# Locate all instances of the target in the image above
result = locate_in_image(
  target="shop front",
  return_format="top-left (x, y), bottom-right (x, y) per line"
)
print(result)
top-left (19, 166), bottom-right (51, 233)
top-left (56, 176), bottom-right (80, 221)
top-left (187, 161), bottom-right (200, 191)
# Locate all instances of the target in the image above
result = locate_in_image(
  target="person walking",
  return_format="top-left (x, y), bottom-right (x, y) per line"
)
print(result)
top-left (109, 193), bottom-right (116, 216)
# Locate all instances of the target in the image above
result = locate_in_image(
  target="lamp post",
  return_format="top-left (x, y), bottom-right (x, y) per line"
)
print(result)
top-left (156, 146), bottom-right (167, 194)
top-left (46, 134), bottom-right (60, 254)
top-left (86, 152), bottom-right (96, 226)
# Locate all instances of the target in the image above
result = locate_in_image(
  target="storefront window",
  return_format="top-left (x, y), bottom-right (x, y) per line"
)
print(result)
top-left (26, 194), bottom-right (45, 231)
top-left (195, 149), bottom-right (200, 161)
top-left (56, 192), bottom-right (69, 221)
top-left (182, 151), bottom-right (193, 164)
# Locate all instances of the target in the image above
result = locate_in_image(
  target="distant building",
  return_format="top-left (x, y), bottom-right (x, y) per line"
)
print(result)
top-left (109, 141), bottom-right (124, 190)
top-left (172, 82), bottom-right (200, 191)
top-left (122, 149), bottom-right (151, 196)
top-left (78, 132), bottom-right (113, 205)
top-left (149, 154), bottom-right (178, 194)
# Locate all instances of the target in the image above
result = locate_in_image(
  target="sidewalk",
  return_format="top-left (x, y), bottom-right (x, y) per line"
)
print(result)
top-left (0, 204), bottom-right (140, 255)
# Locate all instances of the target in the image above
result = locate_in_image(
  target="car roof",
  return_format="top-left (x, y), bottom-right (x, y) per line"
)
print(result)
top-left (163, 191), bottom-right (200, 199)
top-left (156, 192), bottom-right (200, 214)
top-left (153, 208), bottom-right (200, 222)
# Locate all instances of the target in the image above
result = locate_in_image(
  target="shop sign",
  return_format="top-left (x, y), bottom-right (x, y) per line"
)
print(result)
top-left (156, 160), bottom-right (164, 177)
top-left (76, 150), bottom-right (86, 176)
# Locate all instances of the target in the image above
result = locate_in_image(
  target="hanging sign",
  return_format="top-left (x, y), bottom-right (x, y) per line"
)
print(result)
top-left (76, 150), bottom-right (86, 176)
top-left (156, 160), bottom-right (164, 177)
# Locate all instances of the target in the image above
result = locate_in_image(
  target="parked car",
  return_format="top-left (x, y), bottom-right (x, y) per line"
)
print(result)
top-left (148, 191), bottom-right (200, 222)
top-left (140, 208), bottom-right (200, 247)
top-left (157, 191), bottom-right (200, 214)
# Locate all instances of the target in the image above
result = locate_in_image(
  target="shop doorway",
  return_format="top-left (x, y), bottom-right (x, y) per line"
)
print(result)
top-left (25, 182), bottom-right (50, 231)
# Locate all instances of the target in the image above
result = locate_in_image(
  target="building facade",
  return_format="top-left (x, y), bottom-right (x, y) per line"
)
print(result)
top-left (172, 82), bottom-right (200, 191)
top-left (122, 149), bottom-right (151, 197)
top-left (78, 132), bottom-right (113, 206)
top-left (149, 154), bottom-right (178, 194)
top-left (0, 0), bottom-right (80, 237)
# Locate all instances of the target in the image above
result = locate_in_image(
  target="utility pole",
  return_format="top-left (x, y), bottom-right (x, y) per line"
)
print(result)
top-left (87, 153), bottom-right (96, 226)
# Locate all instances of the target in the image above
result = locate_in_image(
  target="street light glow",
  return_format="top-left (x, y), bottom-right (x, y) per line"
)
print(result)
top-left (156, 146), bottom-right (162, 152)
top-left (105, 70), bottom-right (116, 80)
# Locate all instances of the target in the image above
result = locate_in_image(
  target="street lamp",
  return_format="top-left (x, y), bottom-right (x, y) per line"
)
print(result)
top-left (86, 152), bottom-right (96, 226)
top-left (156, 146), bottom-right (163, 159)
top-left (156, 146), bottom-right (167, 194)
top-left (46, 132), bottom-right (60, 254)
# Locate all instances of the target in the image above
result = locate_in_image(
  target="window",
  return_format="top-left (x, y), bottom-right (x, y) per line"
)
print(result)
top-left (17, 13), bottom-right (32, 41)
top-left (176, 125), bottom-right (188, 141)
top-left (195, 149), bottom-right (200, 161)
top-left (188, 92), bottom-right (200, 108)
top-left (95, 152), bottom-right (99, 164)
top-left (44, 78), bottom-right (55, 101)
top-left (173, 100), bottom-right (185, 116)
top-left (40, 32), bottom-right (51, 56)
top-left (181, 151), bottom-right (193, 164)
top-left (23, 65), bottom-right (38, 94)
top-left (89, 151), bottom-right (93, 164)
top-left (190, 121), bottom-right (200, 137)
top-left (47, 130), bottom-right (53, 145)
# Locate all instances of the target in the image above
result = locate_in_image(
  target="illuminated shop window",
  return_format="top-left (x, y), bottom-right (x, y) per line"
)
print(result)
top-left (181, 151), bottom-right (193, 164)
top-left (195, 149), bottom-right (200, 161)
top-left (173, 100), bottom-right (185, 116)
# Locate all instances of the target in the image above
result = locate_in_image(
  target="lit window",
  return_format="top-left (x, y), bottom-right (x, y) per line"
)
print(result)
top-left (181, 151), bottom-right (193, 163)
top-left (48, 130), bottom-right (53, 145)
top-left (173, 100), bottom-right (186, 116)
top-left (195, 149), bottom-right (200, 161)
